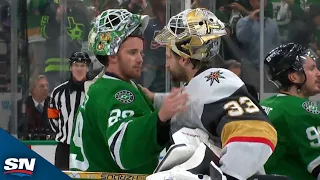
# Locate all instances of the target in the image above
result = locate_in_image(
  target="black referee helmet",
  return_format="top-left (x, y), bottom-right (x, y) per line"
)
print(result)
top-left (69, 52), bottom-right (92, 66)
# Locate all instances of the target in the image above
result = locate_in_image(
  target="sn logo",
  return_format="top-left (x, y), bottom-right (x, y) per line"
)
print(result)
top-left (3, 158), bottom-right (36, 177)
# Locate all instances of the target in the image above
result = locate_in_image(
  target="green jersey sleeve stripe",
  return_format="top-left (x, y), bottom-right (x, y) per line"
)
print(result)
top-left (108, 121), bottom-right (132, 170)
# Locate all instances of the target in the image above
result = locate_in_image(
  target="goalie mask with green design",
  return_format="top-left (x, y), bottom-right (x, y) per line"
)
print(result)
top-left (88, 9), bottom-right (149, 56)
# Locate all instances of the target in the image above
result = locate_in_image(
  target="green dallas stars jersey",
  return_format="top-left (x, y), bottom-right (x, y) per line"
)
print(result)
top-left (261, 94), bottom-right (320, 180)
top-left (69, 74), bottom-right (164, 174)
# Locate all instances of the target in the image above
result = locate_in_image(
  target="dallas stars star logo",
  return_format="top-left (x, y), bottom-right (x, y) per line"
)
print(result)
top-left (115, 90), bottom-right (135, 104)
top-left (205, 70), bottom-right (225, 86)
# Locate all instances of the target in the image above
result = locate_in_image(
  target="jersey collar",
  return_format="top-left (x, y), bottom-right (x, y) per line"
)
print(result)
top-left (184, 67), bottom-right (210, 86)
top-left (194, 67), bottom-right (210, 77)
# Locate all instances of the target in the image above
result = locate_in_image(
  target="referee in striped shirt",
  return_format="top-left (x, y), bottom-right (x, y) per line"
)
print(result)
top-left (48, 52), bottom-right (91, 170)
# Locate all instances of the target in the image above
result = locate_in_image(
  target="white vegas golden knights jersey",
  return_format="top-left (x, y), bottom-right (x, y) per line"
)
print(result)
top-left (154, 67), bottom-right (277, 180)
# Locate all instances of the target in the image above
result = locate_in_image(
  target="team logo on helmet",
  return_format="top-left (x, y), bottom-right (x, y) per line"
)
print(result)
top-left (205, 70), bottom-right (225, 86)
top-left (88, 9), bottom-right (149, 57)
top-left (302, 101), bottom-right (320, 114)
top-left (115, 90), bottom-right (135, 104)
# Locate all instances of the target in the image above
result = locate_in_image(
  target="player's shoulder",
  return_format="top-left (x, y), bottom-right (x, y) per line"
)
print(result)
top-left (260, 95), bottom-right (277, 105)
top-left (197, 68), bottom-right (244, 87)
top-left (186, 68), bottom-right (246, 103)
top-left (262, 94), bottom-right (320, 116)
top-left (90, 75), bottom-right (121, 91)
top-left (262, 94), bottom-right (304, 106)
top-left (260, 95), bottom-right (282, 116)
top-left (88, 75), bottom-right (138, 100)
top-left (300, 100), bottom-right (320, 115)
top-left (191, 67), bottom-right (244, 92)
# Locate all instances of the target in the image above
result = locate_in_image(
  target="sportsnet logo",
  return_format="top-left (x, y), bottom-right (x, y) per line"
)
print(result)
top-left (3, 158), bottom-right (36, 177)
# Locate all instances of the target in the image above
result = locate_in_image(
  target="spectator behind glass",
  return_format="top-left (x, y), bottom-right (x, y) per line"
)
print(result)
top-left (84, 0), bottom-right (120, 20)
top-left (222, 60), bottom-right (260, 101)
top-left (191, 0), bottom-right (236, 61)
top-left (269, 0), bottom-right (305, 43)
top-left (27, 0), bottom-right (48, 83)
top-left (139, 0), bottom-right (167, 92)
top-left (42, 0), bottom-right (91, 93)
top-left (120, 0), bottom-right (147, 14)
top-left (218, 0), bottom-right (252, 21)
top-left (236, 0), bottom-right (281, 69)
top-left (288, 3), bottom-right (320, 57)
top-left (308, 3), bottom-right (320, 57)
top-left (20, 75), bottom-right (51, 140)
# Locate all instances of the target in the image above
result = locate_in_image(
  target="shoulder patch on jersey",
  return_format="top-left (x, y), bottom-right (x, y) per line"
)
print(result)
top-left (204, 70), bottom-right (225, 86)
top-left (302, 101), bottom-right (320, 114)
top-left (114, 90), bottom-right (135, 104)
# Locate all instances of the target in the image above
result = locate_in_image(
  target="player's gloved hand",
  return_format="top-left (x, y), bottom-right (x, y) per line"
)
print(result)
top-left (158, 87), bottom-right (188, 122)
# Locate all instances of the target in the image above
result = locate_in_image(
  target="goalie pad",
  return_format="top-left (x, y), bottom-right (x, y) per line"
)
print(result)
top-left (147, 168), bottom-right (211, 180)
top-left (210, 161), bottom-right (227, 180)
top-left (172, 128), bottom-right (207, 146)
top-left (148, 143), bottom-right (220, 180)
top-left (178, 143), bottom-right (220, 175)
top-left (153, 128), bottom-right (221, 173)
top-left (153, 128), bottom-right (222, 174)
top-left (172, 128), bottom-right (221, 156)
top-left (154, 144), bottom-right (196, 173)
top-left (153, 128), bottom-right (206, 173)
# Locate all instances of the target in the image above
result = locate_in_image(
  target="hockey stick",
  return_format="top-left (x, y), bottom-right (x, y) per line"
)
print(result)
top-left (64, 171), bottom-right (148, 180)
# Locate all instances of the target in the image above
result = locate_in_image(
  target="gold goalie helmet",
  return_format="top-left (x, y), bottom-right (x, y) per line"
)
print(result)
top-left (155, 8), bottom-right (227, 60)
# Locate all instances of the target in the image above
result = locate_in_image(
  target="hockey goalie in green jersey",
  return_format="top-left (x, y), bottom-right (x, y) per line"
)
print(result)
top-left (69, 9), bottom-right (188, 174)
top-left (261, 43), bottom-right (320, 180)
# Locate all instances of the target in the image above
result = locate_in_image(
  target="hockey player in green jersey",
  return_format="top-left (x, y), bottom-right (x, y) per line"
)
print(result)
top-left (261, 43), bottom-right (320, 180)
top-left (69, 9), bottom-right (188, 174)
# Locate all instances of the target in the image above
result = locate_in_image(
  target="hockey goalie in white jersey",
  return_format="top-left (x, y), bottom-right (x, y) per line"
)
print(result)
top-left (141, 8), bottom-right (280, 180)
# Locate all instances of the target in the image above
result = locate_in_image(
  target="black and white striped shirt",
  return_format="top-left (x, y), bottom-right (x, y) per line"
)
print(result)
top-left (48, 80), bottom-right (85, 144)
